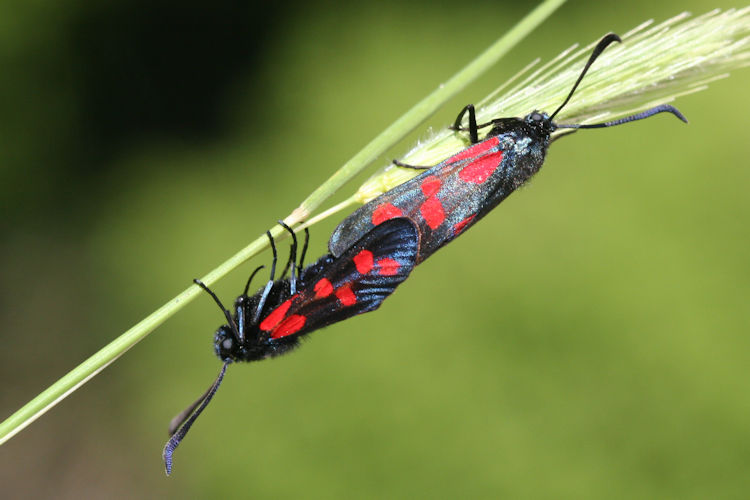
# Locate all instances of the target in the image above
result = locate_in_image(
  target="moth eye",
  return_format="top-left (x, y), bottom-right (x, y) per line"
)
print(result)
top-left (222, 338), bottom-right (233, 350)
top-left (531, 112), bottom-right (543, 122)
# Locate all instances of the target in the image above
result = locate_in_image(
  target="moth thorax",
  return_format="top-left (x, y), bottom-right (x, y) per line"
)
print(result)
top-left (502, 134), bottom-right (545, 189)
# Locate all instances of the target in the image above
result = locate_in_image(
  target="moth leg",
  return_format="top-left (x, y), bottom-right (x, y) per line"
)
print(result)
top-left (392, 159), bottom-right (432, 170)
top-left (242, 265), bottom-right (266, 296)
top-left (253, 231), bottom-right (278, 324)
top-left (277, 221), bottom-right (298, 294)
top-left (297, 228), bottom-right (310, 275)
top-left (550, 129), bottom-right (578, 144)
top-left (193, 279), bottom-right (241, 342)
top-left (450, 104), bottom-right (496, 144)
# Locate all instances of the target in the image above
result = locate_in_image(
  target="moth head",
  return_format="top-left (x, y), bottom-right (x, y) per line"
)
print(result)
top-left (214, 324), bottom-right (244, 362)
top-left (524, 111), bottom-right (554, 136)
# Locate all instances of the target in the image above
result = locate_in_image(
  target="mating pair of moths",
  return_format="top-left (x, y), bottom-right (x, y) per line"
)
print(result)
top-left (163, 34), bottom-right (687, 474)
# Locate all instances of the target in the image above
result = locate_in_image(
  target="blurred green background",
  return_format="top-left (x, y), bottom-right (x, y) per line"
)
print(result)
top-left (2, 1), bottom-right (749, 498)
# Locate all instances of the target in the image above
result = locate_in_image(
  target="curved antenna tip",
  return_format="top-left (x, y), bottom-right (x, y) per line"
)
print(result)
top-left (162, 362), bottom-right (230, 476)
top-left (669, 105), bottom-right (689, 124)
top-left (549, 33), bottom-right (623, 120)
top-left (556, 104), bottom-right (688, 130)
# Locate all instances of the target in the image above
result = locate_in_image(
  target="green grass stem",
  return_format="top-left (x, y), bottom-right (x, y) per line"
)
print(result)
top-left (0, 0), bottom-right (566, 446)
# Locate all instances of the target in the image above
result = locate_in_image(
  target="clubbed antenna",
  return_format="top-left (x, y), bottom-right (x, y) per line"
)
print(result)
top-left (163, 362), bottom-right (229, 476)
top-left (555, 104), bottom-right (688, 129)
top-left (549, 33), bottom-right (622, 120)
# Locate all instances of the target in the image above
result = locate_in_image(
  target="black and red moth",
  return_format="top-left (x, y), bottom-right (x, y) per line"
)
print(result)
top-left (163, 218), bottom-right (419, 474)
top-left (329, 34), bottom-right (687, 262)
top-left (165, 33), bottom-right (687, 475)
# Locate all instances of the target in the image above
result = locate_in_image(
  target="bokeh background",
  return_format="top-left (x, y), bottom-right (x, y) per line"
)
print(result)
top-left (2, 1), bottom-right (749, 498)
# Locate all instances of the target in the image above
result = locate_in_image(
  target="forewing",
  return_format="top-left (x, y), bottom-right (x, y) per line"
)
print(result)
top-left (329, 136), bottom-right (507, 262)
top-left (261, 218), bottom-right (419, 341)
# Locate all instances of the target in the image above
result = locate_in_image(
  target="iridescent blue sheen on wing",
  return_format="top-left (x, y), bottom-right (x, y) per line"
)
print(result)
top-left (329, 116), bottom-right (550, 263)
top-left (214, 218), bottom-right (420, 363)
top-left (264, 217), bottom-right (419, 340)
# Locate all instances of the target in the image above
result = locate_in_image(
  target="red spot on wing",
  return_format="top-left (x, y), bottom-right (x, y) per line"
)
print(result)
top-left (376, 258), bottom-right (400, 276)
top-left (448, 136), bottom-right (500, 163)
top-left (314, 278), bottom-right (333, 298)
top-left (271, 314), bottom-right (307, 339)
top-left (420, 175), bottom-right (442, 197)
top-left (353, 250), bottom-right (374, 274)
top-left (458, 150), bottom-right (504, 184)
top-left (453, 214), bottom-right (476, 235)
top-left (259, 299), bottom-right (292, 332)
top-left (419, 196), bottom-right (446, 230)
top-left (371, 203), bottom-right (402, 225)
top-left (335, 284), bottom-right (357, 307)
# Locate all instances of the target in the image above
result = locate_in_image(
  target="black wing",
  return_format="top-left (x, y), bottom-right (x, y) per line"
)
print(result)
top-left (258, 218), bottom-right (419, 340)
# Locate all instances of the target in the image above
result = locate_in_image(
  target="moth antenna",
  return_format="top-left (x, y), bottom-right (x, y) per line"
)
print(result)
top-left (549, 33), bottom-right (621, 121)
top-left (555, 104), bottom-right (688, 129)
top-left (163, 362), bottom-right (229, 476)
